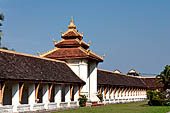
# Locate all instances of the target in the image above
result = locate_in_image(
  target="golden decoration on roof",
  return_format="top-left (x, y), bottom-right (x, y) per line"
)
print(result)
top-left (88, 40), bottom-right (91, 46)
top-left (53, 40), bottom-right (57, 45)
top-left (37, 51), bottom-right (40, 56)
top-left (102, 53), bottom-right (106, 59)
top-left (68, 16), bottom-right (76, 29)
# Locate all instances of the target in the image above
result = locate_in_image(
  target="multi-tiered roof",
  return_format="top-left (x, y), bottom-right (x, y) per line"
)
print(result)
top-left (41, 17), bottom-right (103, 62)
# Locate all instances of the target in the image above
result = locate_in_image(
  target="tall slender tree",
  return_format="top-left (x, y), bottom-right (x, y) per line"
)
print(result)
top-left (156, 65), bottom-right (170, 91)
top-left (0, 12), bottom-right (4, 47)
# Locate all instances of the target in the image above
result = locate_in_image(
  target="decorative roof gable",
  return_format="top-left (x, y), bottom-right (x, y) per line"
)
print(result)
top-left (41, 17), bottom-right (103, 62)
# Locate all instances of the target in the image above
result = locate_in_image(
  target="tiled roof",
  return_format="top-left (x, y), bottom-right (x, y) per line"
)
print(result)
top-left (55, 39), bottom-right (89, 49)
top-left (61, 29), bottom-right (83, 40)
top-left (97, 69), bottom-right (146, 88)
top-left (141, 78), bottom-right (163, 90)
top-left (0, 49), bottom-right (85, 84)
top-left (44, 47), bottom-right (103, 62)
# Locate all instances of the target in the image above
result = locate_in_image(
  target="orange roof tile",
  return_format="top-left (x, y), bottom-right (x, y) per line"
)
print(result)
top-left (43, 47), bottom-right (103, 62)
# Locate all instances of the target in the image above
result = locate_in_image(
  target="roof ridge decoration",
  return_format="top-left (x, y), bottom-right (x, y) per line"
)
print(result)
top-left (78, 46), bottom-right (103, 61)
top-left (61, 17), bottom-right (83, 40)
top-left (113, 69), bottom-right (122, 74)
top-left (76, 47), bottom-right (103, 61)
top-left (68, 16), bottom-right (76, 29)
top-left (89, 50), bottom-right (104, 60)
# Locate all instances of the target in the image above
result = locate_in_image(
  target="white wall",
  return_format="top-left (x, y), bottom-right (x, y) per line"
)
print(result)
top-left (67, 59), bottom-right (99, 102)
top-left (89, 61), bottom-right (99, 101)
top-left (66, 59), bottom-right (89, 96)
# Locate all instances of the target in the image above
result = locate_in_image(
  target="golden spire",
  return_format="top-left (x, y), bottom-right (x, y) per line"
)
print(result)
top-left (68, 16), bottom-right (76, 29)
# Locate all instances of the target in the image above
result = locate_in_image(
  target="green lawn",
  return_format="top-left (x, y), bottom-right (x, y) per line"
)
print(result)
top-left (53, 102), bottom-right (170, 113)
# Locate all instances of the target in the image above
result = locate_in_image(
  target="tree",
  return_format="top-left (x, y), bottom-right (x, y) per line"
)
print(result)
top-left (0, 12), bottom-right (4, 47)
top-left (0, 12), bottom-right (11, 50)
top-left (156, 65), bottom-right (170, 91)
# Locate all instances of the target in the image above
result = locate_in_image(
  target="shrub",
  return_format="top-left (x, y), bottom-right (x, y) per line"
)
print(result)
top-left (147, 90), bottom-right (170, 106)
top-left (147, 90), bottom-right (160, 100)
top-left (78, 95), bottom-right (87, 107)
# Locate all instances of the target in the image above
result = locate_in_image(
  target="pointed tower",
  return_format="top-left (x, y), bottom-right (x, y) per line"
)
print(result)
top-left (41, 17), bottom-right (103, 102)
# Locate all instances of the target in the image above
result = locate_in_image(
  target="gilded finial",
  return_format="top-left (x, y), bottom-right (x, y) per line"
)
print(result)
top-left (53, 39), bottom-right (57, 45)
top-left (71, 16), bottom-right (73, 23)
top-left (102, 53), bottom-right (105, 59)
top-left (87, 49), bottom-right (90, 55)
top-left (37, 51), bottom-right (41, 56)
top-left (88, 40), bottom-right (91, 46)
top-left (82, 32), bottom-right (84, 36)
top-left (68, 16), bottom-right (76, 29)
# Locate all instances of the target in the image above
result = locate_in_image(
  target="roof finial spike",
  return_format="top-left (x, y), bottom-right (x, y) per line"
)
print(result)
top-left (68, 16), bottom-right (76, 29)
top-left (71, 16), bottom-right (74, 23)
top-left (37, 51), bottom-right (41, 56)
top-left (88, 40), bottom-right (91, 46)
top-left (53, 39), bottom-right (57, 45)
top-left (102, 53), bottom-right (105, 59)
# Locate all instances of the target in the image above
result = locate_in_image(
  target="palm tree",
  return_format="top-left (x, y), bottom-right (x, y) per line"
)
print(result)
top-left (156, 65), bottom-right (170, 91)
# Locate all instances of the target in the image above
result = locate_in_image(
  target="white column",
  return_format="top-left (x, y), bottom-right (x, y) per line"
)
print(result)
top-left (74, 86), bottom-right (79, 106)
top-left (54, 85), bottom-right (61, 103)
top-left (106, 88), bottom-right (109, 99)
top-left (110, 88), bottom-right (114, 99)
top-left (102, 87), bottom-right (104, 98)
top-left (115, 88), bottom-right (118, 99)
top-left (65, 85), bottom-right (70, 102)
top-left (74, 86), bottom-right (79, 101)
top-left (122, 88), bottom-right (125, 98)
top-left (43, 84), bottom-right (49, 109)
top-left (54, 85), bottom-right (61, 107)
top-left (12, 83), bottom-right (20, 112)
top-left (89, 61), bottom-right (98, 101)
top-left (119, 88), bottom-right (121, 98)
top-left (124, 88), bottom-right (127, 98)
top-left (79, 60), bottom-right (88, 94)
top-left (136, 88), bottom-right (139, 101)
top-left (144, 89), bottom-right (147, 98)
top-left (131, 88), bottom-right (135, 102)
top-left (65, 85), bottom-right (71, 106)
top-left (28, 84), bottom-right (35, 110)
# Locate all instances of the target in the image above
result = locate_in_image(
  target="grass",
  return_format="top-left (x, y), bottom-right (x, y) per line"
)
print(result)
top-left (53, 102), bottom-right (170, 113)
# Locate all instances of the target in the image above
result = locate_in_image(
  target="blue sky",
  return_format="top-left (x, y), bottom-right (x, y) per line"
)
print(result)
top-left (0, 0), bottom-right (170, 74)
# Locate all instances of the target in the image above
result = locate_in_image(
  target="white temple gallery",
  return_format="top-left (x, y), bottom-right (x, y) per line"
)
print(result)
top-left (0, 17), bottom-right (160, 112)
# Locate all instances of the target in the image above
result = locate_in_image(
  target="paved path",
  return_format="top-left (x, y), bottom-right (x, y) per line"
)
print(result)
top-left (22, 107), bottom-right (79, 113)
